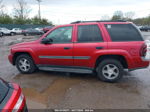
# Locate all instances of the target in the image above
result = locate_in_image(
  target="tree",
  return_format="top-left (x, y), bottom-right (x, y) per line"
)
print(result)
top-left (112, 10), bottom-right (123, 20)
top-left (14, 17), bottom-right (26, 24)
top-left (39, 18), bottom-right (53, 25)
top-left (132, 16), bottom-right (150, 25)
top-left (112, 15), bottom-right (121, 20)
top-left (114, 11), bottom-right (123, 17)
top-left (13, 0), bottom-right (31, 19)
top-left (124, 11), bottom-right (135, 20)
top-left (0, 0), bottom-right (5, 16)
top-left (101, 15), bottom-right (110, 20)
top-left (31, 16), bottom-right (53, 25)
top-left (35, 0), bottom-right (42, 19)
top-left (31, 16), bottom-right (40, 24)
top-left (0, 14), bottom-right (13, 24)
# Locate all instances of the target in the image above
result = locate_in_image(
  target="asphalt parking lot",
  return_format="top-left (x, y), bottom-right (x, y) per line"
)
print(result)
top-left (0, 32), bottom-right (150, 109)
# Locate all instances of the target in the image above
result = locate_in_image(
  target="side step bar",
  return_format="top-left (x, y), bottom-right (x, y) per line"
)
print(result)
top-left (38, 66), bottom-right (93, 74)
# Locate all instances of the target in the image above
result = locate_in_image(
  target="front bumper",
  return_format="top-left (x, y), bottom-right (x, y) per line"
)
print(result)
top-left (8, 54), bottom-right (14, 65)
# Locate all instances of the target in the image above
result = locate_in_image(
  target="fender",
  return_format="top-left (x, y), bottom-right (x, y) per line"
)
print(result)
top-left (12, 47), bottom-right (40, 65)
top-left (89, 49), bottom-right (134, 68)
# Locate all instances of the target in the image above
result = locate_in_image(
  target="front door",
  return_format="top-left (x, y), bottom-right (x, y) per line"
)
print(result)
top-left (37, 25), bottom-right (74, 66)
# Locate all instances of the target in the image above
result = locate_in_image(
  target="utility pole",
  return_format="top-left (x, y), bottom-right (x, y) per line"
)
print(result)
top-left (36, 0), bottom-right (42, 19)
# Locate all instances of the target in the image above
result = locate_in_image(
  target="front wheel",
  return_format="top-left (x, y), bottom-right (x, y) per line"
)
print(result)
top-left (15, 54), bottom-right (36, 74)
top-left (96, 59), bottom-right (124, 83)
top-left (24, 33), bottom-right (29, 36)
top-left (0, 32), bottom-right (2, 37)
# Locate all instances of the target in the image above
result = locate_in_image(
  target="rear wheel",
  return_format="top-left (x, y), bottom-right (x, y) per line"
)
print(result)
top-left (96, 59), bottom-right (124, 83)
top-left (15, 54), bottom-right (36, 74)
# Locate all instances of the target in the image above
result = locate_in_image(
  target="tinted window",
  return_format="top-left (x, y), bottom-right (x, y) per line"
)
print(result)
top-left (0, 80), bottom-right (9, 103)
top-left (78, 25), bottom-right (103, 42)
top-left (46, 26), bottom-right (73, 43)
top-left (105, 24), bottom-right (143, 41)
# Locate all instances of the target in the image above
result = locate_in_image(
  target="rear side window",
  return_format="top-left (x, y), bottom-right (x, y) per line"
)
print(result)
top-left (78, 25), bottom-right (103, 42)
top-left (0, 80), bottom-right (9, 103)
top-left (105, 24), bottom-right (143, 41)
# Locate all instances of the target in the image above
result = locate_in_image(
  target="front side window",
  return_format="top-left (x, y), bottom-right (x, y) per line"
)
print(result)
top-left (77, 25), bottom-right (103, 42)
top-left (105, 24), bottom-right (143, 41)
top-left (45, 26), bottom-right (73, 43)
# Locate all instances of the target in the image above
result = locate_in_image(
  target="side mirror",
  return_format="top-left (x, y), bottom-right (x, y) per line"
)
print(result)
top-left (41, 38), bottom-right (53, 44)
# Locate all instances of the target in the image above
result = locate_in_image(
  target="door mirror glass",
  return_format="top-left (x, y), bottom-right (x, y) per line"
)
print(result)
top-left (41, 38), bottom-right (53, 44)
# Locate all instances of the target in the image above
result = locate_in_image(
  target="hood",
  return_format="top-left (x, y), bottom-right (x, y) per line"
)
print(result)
top-left (11, 40), bottom-right (38, 49)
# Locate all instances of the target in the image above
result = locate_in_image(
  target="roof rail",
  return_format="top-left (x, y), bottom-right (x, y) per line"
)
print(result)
top-left (71, 20), bottom-right (127, 24)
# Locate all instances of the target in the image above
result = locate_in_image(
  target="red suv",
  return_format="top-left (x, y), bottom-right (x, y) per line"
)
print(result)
top-left (8, 21), bottom-right (150, 82)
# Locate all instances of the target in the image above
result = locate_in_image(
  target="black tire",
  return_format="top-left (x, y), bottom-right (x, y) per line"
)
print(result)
top-left (24, 33), bottom-right (29, 36)
top-left (1, 32), bottom-right (4, 36)
top-left (26, 33), bottom-right (29, 36)
top-left (96, 59), bottom-right (124, 83)
top-left (15, 54), bottom-right (36, 74)
top-left (10, 32), bottom-right (15, 36)
top-left (0, 32), bottom-right (2, 37)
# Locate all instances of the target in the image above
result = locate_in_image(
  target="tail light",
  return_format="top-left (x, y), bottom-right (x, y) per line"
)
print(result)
top-left (13, 93), bottom-right (24, 112)
top-left (140, 43), bottom-right (147, 57)
top-left (2, 84), bottom-right (26, 112)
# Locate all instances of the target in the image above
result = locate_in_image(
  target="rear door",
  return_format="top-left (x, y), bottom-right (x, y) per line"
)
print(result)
top-left (73, 23), bottom-right (107, 68)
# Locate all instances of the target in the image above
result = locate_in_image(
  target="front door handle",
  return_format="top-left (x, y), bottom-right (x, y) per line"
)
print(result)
top-left (96, 47), bottom-right (103, 49)
top-left (64, 47), bottom-right (71, 50)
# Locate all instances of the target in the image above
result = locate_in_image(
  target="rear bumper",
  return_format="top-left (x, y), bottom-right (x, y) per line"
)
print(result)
top-left (128, 56), bottom-right (149, 70)
top-left (129, 66), bottom-right (149, 71)
top-left (22, 103), bottom-right (28, 112)
top-left (141, 56), bottom-right (150, 61)
top-left (0, 83), bottom-right (27, 112)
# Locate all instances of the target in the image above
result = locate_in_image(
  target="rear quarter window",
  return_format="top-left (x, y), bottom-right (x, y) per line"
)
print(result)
top-left (105, 24), bottom-right (143, 41)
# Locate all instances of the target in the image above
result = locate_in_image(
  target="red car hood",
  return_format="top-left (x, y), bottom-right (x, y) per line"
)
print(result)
top-left (11, 41), bottom-right (38, 49)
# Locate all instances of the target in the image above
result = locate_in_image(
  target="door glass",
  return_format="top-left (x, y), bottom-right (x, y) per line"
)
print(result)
top-left (45, 26), bottom-right (73, 43)
top-left (78, 25), bottom-right (103, 42)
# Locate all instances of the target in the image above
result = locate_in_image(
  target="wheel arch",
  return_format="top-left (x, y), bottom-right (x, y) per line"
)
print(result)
top-left (95, 55), bottom-right (128, 69)
top-left (12, 50), bottom-right (37, 65)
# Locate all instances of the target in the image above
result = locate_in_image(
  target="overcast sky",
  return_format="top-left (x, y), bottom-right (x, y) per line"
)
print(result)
top-left (3, 0), bottom-right (150, 24)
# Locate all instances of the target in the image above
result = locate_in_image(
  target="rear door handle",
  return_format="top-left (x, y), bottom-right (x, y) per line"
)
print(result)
top-left (96, 47), bottom-right (103, 49)
top-left (64, 47), bottom-right (71, 50)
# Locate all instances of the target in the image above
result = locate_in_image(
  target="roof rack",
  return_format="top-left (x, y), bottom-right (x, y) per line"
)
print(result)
top-left (71, 20), bottom-right (127, 24)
